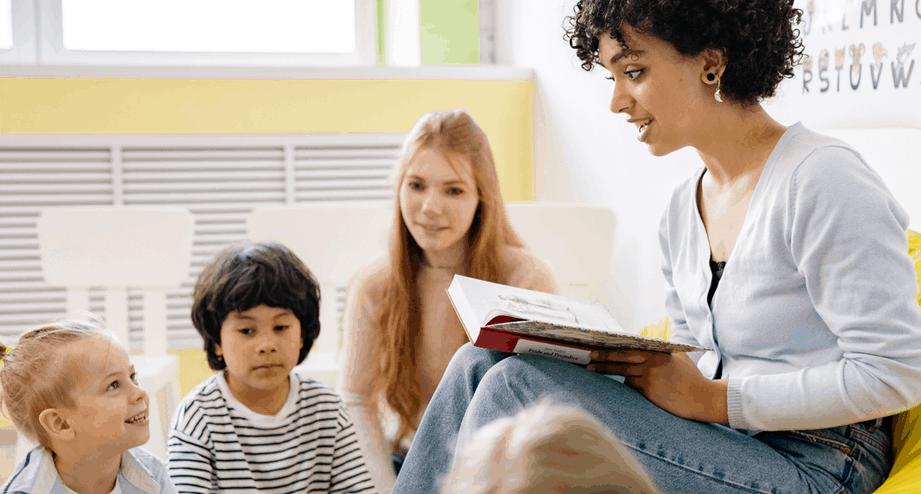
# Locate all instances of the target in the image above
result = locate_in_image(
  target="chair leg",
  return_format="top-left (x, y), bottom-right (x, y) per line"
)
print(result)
top-left (135, 355), bottom-right (180, 460)
top-left (142, 289), bottom-right (168, 356)
top-left (105, 288), bottom-right (130, 350)
top-left (144, 387), bottom-right (168, 460)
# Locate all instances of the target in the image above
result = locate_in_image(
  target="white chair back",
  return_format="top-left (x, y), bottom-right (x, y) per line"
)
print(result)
top-left (36, 206), bottom-right (194, 355)
top-left (505, 202), bottom-right (617, 305)
top-left (246, 203), bottom-right (392, 386)
top-left (22, 205), bottom-right (194, 461)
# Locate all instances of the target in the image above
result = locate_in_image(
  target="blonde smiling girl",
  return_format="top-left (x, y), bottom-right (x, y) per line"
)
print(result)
top-left (0, 319), bottom-right (176, 494)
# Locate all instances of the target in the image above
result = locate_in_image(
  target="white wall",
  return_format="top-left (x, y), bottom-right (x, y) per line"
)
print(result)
top-left (496, 1), bottom-right (794, 331)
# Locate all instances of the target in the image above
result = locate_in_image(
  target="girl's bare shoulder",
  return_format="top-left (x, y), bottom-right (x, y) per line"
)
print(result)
top-left (502, 245), bottom-right (559, 294)
top-left (348, 254), bottom-right (392, 301)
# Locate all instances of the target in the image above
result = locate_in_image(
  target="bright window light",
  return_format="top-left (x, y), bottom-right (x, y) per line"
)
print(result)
top-left (61, 0), bottom-right (356, 53)
top-left (0, 0), bottom-right (12, 50)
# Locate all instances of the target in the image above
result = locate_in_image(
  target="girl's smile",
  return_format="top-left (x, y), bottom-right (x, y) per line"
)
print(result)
top-left (399, 147), bottom-right (480, 267)
top-left (124, 410), bottom-right (149, 425)
top-left (63, 336), bottom-right (151, 454)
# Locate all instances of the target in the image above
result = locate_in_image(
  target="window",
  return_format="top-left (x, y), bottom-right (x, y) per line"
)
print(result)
top-left (0, 0), bottom-right (37, 63)
top-left (0, 0), bottom-right (12, 49)
top-left (61, 0), bottom-right (355, 54)
top-left (7, 0), bottom-right (376, 65)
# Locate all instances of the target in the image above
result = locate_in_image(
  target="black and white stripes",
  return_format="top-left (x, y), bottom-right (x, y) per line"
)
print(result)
top-left (167, 372), bottom-right (376, 494)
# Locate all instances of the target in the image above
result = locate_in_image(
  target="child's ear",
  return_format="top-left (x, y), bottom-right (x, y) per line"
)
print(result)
top-left (38, 408), bottom-right (75, 442)
top-left (214, 342), bottom-right (223, 358)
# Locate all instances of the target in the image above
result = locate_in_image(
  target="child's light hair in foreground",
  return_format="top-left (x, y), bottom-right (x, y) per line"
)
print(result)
top-left (0, 318), bottom-right (106, 448)
top-left (441, 402), bottom-right (659, 494)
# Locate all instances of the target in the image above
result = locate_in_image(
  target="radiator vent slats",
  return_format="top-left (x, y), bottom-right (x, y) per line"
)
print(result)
top-left (0, 134), bottom-right (402, 350)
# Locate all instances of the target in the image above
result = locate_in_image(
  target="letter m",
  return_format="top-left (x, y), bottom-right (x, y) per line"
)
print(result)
top-left (862, 0), bottom-right (879, 26)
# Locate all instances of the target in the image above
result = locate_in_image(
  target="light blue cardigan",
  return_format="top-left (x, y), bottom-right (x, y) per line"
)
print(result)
top-left (661, 122), bottom-right (921, 432)
top-left (1, 446), bottom-right (176, 494)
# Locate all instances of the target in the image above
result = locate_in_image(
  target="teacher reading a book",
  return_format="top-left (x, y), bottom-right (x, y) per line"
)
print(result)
top-left (337, 109), bottom-right (557, 492)
top-left (391, 1), bottom-right (921, 493)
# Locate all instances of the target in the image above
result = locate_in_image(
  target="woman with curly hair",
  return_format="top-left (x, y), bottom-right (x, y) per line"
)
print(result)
top-left (391, 1), bottom-right (921, 493)
top-left (338, 108), bottom-right (557, 491)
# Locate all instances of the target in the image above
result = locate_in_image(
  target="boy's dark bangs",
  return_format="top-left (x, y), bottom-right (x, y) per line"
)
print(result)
top-left (210, 262), bottom-right (312, 322)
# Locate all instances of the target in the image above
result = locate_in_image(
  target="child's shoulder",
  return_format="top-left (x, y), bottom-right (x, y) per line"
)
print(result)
top-left (125, 445), bottom-right (165, 466)
top-left (1, 447), bottom-right (52, 494)
top-left (172, 373), bottom-right (227, 424)
top-left (178, 372), bottom-right (224, 405)
top-left (291, 372), bottom-right (342, 397)
top-left (122, 447), bottom-right (172, 490)
top-left (290, 373), bottom-right (348, 411)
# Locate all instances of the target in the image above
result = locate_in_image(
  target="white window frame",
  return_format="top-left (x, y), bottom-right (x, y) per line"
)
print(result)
top-left (0, 0), bottom-right (37, 63)
top-left (34, 0), bottom-right (377, 66)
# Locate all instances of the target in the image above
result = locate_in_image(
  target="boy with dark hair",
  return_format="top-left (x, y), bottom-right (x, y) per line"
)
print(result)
top-left (168, 242), bottom-right (376, 494)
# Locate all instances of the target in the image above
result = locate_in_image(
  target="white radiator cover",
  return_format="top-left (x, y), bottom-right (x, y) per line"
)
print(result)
top-left (0, 134), bottom-right (403, 350)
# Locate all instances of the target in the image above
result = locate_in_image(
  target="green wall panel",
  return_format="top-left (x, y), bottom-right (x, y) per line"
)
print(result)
top-left (420, 0), bottom-right (479, 64)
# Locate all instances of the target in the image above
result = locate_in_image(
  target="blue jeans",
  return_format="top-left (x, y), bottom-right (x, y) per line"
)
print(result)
top-left (392, 344), bottom-right (892, 494)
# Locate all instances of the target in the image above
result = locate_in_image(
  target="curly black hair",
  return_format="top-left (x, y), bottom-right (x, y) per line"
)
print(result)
top-left (191, 242), bottom-right (321, 371)
top-left (564, 0), bottom-right (804, 104)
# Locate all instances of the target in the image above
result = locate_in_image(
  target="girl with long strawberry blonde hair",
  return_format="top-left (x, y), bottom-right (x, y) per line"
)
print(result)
top-left (338, 109), bottom-right (558, 491)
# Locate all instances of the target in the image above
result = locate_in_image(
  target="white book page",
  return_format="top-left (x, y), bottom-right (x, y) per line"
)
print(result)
top-left (451, 275), bottom-right (626, 335)
top-left (446, 279), bottom-right (483, 342)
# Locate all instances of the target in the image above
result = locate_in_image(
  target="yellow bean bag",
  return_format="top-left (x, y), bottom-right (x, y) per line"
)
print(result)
top-left (639, 229), bottom-right (921, 492)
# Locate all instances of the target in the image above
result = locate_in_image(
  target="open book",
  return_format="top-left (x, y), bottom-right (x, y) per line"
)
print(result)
top-left (447, 275), bottom-right (707, 365)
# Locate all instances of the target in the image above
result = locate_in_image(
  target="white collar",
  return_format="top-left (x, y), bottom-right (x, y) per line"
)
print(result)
top-left (217, 370), bottom-right (300, 426)
top-left (29, 448), bottom-right (159, 494)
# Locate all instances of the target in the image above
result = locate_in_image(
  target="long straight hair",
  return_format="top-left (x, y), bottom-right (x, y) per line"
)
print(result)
top-left (374, 109), bottom-right (523, 449)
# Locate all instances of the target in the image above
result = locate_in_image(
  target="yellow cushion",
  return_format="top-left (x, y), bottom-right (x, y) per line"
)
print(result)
top-left (875, 229), bottom-right (921, 492)
top-left (875, 403), bottom-right (921, 493)
top-left (640, 229), bottom-right (921, 492)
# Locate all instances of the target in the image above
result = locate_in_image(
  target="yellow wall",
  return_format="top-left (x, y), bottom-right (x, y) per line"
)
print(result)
top-left (0, 77), bottom-right (535, 201)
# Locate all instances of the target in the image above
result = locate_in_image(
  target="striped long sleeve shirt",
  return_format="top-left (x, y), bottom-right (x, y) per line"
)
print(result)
top-left (167, 371), bottom-right (376, 494)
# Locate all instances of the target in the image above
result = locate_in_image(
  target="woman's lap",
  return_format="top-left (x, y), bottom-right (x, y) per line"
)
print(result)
top-left (392, 343), bottom-right (891, 494)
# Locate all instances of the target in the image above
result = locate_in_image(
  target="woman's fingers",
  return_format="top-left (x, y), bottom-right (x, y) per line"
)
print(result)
top-left (585, 350), bottom-right (670, 376)
top-left (589, 349), bottom-right (650, 363)
top-left (585, 362), bottom-right (647, 376)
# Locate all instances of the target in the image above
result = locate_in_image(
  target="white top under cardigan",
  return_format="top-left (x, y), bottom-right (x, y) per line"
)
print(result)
top-left (661, 122), bottom-right (921, 432)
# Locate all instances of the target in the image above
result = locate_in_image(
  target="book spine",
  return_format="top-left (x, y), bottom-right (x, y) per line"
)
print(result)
top-left (474, 328), bottom-right (592, 365)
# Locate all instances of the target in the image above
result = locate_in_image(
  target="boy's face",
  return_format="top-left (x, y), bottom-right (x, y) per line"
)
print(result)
top-left (216, 305), bottom-right (304, 411)
top-left (63, 336), bottom-right (150, 454)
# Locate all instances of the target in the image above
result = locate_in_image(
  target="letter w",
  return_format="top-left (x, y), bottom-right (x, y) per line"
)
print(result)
top-left (891, 60), bottom-right (915, 87)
